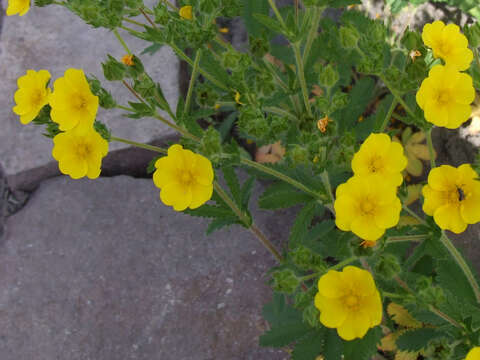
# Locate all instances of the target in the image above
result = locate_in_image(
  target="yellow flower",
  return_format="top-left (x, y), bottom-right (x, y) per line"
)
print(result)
top-left (52, 128), bottom-right (109, 180)
top-left (179, 5), bottom-right (193, 20)
top-left (121, 54), bottom-right (134, 66)
top-left (422, 20), bottom-right (473, 71)
top-left (49, 68), bottom-right (99, 132)
top-left (416, 64), bottom-right (475, 129)
top-left (335, 176), bottom-right (401, 242)
top-left (422, 164), bottom-right (480, 233)
top-left (153, 144), bottom-right (214, 211)
top-left (314, 266), bottom-right (382, 341)
top-left (351, 133), bottom-right (407, 187)
top-left (6, 0), bottom-right (30, 16)
top-left (466, 347), bottom-right (480, 360)
top-left (12, 69), bottom-right (51, 125)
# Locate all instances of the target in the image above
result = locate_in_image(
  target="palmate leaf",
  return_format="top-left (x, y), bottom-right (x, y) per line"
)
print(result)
top-left (342, 327), bottom-right (382, 360)
top-left (395, 328), bottom-right (442, 352)
top-left (260, 293), bottom-right (312, 348)
top-left (259, 182), bottom-right (313, 210)
top-left (436, 258), bottom-right (478, 306)
top-left (289, 202), bottom-right (324, 249)
top-left (291, 329), bottom-right (325, 360)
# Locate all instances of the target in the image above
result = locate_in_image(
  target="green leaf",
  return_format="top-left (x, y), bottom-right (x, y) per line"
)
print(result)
top-left (206, 217), bottom-right (241, 235)
top-left (259, 182), bottom-right (313, 210)
top-left (343, 327), bottom-right (382, 360)
top-left (289, 202), bottom-right (323, 248)
top-left (323, 328), bottom-right (343, 360)
top-left (260, 296), bottom-right (311, 348)
top-left (183, 204), bottom-right (236, 220)
top-left (259, 321), bottom-right (312, 348)
top-left (253, 13), bottom-right (285, 34)
top-left (396, 328), bottom-right (442, 352)
top-left (222, 167), bottom-right (242, 206)
top-left (242, 0), bottom-right (270, 38)
top-left (291, 329), bottom-right (325, 360)
top-left (240, 176), bottom-right (255, 210)
top-left (436, 258), bottom-right (477, 306)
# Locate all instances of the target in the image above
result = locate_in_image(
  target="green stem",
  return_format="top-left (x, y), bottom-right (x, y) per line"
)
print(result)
top-left (302, 6), bottom-right (322, 64)
top-left (426, 127), bottom-right (436, 169)
top-left (386, 234), bottom-right (428, 243)
top-left (320, 170), bottom-right (335, 215)
top-left (123, 17), bottom-right (145, 27)
top-left (293, 43), bottom-right (313, 118)
top-left (300, 256), bottom-right (357, 281)
top-left (169, 43), bottom-right (230, 91)
top-left (161, 0), bottom-right (178, 10)
top-left (113, 28), bottom-right (132, 55)
top-left (139, 8), bottom-right (157, 28)
top-left (474, 48), bottom-right (480, 70)
top-left (440, 232), bottom-right (480, 304)
top-left (240, 158), bottom-right (322, 200)
top-left (379, 99), bottom-right (398, 132)
top-left (402, 204), bottom-right (426, 224)
top-left (184, 49), bottom-right (202, 115)
top-left (267, 0), bottom-right (287, 29)
top-left (380, 75), bottom-right (416, 118)
top-left (428, 305), bottom-right (463, 329)
top-left (264, 106), bottom-right (297, 121)
top-left (110, 136), bottom-right (167, 154)
top-left (213, 181), bottom-right (284, 262)
top-left (116, 104), bottom-right (135, 112)
top-left (120, 25), bottom-right (145, 38)
top-left (382, 291), bottom-right (404, 299)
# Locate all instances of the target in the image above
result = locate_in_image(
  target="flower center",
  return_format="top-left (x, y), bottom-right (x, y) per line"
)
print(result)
top-left (30, 89), bottom-right (44, 107)
top-left (73, 95), bottom-right (87, 110)
top-left (76, 142), bottom-right (91, 158)
top-left (368, 156), bottom-right (383, 173)
top-left (436, 90), bottom-right (450, 105)
top-left (439, 42), bottom-right (452, 56)
top-left (446, 185), bottom-right (468, 204)
top-left (344, 294), bottom-right (359, 310)
top-left (360, 199), bottom-right (375, 215)
top-left (180, 171), bottom-right (194, 185)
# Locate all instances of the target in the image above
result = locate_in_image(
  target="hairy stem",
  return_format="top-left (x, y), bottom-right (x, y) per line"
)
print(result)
top-left (293, 43), bottom-right (313, 118)
top-left (267, 0), bottom-right (287, 29)
top-left (213, 182), bottom-right (284, 262)
top-left (302, 6), bottom-right (322, 64)
top-left (113, 28), bottom-right (132, 55)
top-left (110, 136), bottom-right (167, 154)
top-left (379, 98), bottom-right (398, 132)
top-left (426, 127), bottom-right (436, 169)
top-left (440, 232), bottom-right (480, 304)
top-left (184, 49), bottom-right (202, 115)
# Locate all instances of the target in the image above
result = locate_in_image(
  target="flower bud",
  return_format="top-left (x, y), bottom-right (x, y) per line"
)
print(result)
top-left (318, 64), bottom-right (339, 88)
top-left (272, 269), bottom-right (300, 294)
top-left (339, 26), bottom-right (360, 49)
top-left (102, 55), bottom-right (126, 81)
top-left (375, 254), bottom-right (401, 279)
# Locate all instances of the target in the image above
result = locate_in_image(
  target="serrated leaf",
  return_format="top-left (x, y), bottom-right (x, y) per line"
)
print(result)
top-left (323, 328), bottom-right (343, 360)
top-left (436, 258), bottom-right (477, 306)
top-left (240, 176), bottom-right (255, 210)
top-left (183, 204), bottom-right (236, 220)
top-left (406, 154), bottom-right (423, 177)
top-left (253, 13), bottom-right (285, 34)
top-left (378, 332), bottom-right (398, 352)
top-left (405, 184), bottom-right (422, 206)
top-left (242, 0), bottom-right (270, 37)
top-left (263, 293), bottom-right (302, 327)
top-left (408, 144), bottom-right (430, 161)
top-left (223, 167), bottom-right (242, 206)
top-left (396, 350), bottom-right (420, 360)
top-left (206, 217), bottom-right (241, 235)
top-left (259, 321), bottom-right (311, 347)
top-left (387, 303), bottom-right (422, 328)
top-left (343, 327), bottom-right (382, 360)
top-left (259, 182), bottom-right (313, 210)
top-left (289, 202), bottom-right (322, 248)
top-left (395, 328), bottom-right (441, 352)
top-left (291, 330), bottom-right (325, 360)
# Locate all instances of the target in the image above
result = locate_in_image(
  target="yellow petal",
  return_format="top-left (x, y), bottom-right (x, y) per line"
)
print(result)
top-left (315, 293), bottom-right (348, 328)
top-left (189, 182), bottom-right (213, 209)
top-left (375, 197), bottom-right (401, 229)
top-left (153, 157), bottom-right (178, 189)
top-left (351, 216), bottom-right (385, 241)
top-left (318, 270), bottom-right (348, 299)
top-left (466, 347), bottom-right (480, 360)
top-left (433, 204), bottom-right (467, 233)
top-left (461, 195), bottom-right (480, 224)
top-left (448, 47), bottom-right (473, 71)
top-left (386, 142), bottom-right (408, 173)
top-left (337, 310), bottom-right (371, 341)
top-left (59, 155), bottom-right (88, 179)
top-left (192, 153), bottom-right (214, 186)
top-left (427, 165), bottom-right (457, 191)
top-left (421, 21), bottom-right (445, 49)
top-left (342, 266), bottom-right (377, 297)
top-left (424, 99), bottom-right (449, 127)
top-left (334, 195), bottom-right (357, 231)
top-left (422, 185), bottom-right (445, 216)
top-left (445, 102), bottom-right (471, 129)
top-left (160, 181), bottom-right (192, 211)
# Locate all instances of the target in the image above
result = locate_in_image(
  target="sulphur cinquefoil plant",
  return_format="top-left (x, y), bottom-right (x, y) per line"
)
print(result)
top-left (9, 0), bottom-right (480, 358)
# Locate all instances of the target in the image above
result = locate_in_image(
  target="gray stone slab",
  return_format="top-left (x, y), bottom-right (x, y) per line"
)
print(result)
top-left (0, 3), bottom-right (178, 175)
top-left (0, 175), bottom-right (291, 360)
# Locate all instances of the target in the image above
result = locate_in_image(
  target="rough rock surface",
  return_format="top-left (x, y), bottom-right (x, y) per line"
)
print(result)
top-left (0, 3), bottom-right (178, 175)
top-left (0, 175), bottom-right (290, 360)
